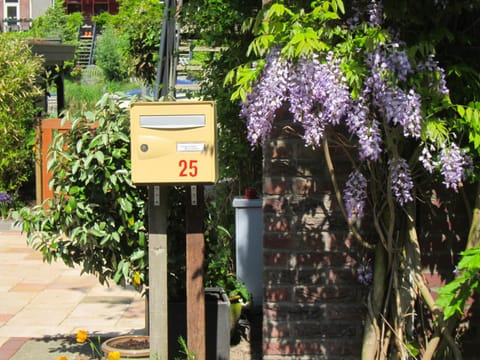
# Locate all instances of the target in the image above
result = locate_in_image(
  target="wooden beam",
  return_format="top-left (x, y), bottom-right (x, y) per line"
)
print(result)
top-left (186, 185), bottom-right (206, 360)
top-left (148, 185), bottom-right (169, 360)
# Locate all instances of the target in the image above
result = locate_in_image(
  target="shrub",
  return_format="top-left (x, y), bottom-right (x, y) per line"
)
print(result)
top-left (15, 94), bottom-right (148, 288)
top-left (29, 0), bottom-right (83, 43)
top-left (95, 25), bottom-right (128, 82)
top-left (0, 34), bottom-right (43, 198)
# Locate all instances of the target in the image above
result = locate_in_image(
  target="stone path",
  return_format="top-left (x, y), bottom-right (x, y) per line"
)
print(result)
top-left (0, 223), bottom-right (258, 359)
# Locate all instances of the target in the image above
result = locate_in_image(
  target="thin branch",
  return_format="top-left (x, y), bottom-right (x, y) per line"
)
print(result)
top-left (322, 136), bottom-right (373, 248)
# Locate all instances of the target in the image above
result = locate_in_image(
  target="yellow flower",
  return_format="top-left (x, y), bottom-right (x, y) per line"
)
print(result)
top-left (76, 329), bottom-right (88, 343)
top-left (133, 271), bottom-right (141, 286)
top-left (108, 351), bottom-right (121, 360)
top-left (57, 357), bottom-right (68, 360)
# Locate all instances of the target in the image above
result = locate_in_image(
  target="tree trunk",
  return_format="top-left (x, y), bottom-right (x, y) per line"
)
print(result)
top-left (362, 244), bottom-right (387, 360)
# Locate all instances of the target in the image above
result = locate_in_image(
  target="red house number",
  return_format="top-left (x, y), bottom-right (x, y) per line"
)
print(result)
top-left (179, 159), bottom-right (198, 177)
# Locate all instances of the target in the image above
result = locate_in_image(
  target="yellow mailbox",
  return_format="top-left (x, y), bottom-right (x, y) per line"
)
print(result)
top-left (130, 101), bottom-right (217, 184)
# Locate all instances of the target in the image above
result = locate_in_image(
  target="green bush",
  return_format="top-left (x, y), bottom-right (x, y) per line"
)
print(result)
top-left (95, 25), bottom-right (128, 81)
top-left (15, 94), bottom-right (148, 288)
top-left (108, 0), bottom-right (163, 84)
top-left (29, 0), bottom-right (83, 43)
top-left (0, 34), bottom-right (43, 198)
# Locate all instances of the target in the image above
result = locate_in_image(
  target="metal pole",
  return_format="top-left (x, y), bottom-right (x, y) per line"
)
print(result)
top-left (154, 0), bottom-right (171, 100)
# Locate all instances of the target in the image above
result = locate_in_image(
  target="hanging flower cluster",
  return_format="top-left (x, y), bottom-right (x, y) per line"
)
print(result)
top-left (344, 170), bottom-right (368, 222)
top-left (239, 50), bottom-right (291, 145)
top-left (241, 51), bottom-right (352, 147)
top-left (239, 0), bottom-right (469, 219)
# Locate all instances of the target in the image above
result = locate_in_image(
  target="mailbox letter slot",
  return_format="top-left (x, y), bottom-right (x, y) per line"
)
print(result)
top-left (140, 115), bottom-right (206, 129)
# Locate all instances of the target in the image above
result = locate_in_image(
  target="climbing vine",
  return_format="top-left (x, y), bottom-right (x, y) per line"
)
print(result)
top-left (228, 0), bottom-right (480, 358)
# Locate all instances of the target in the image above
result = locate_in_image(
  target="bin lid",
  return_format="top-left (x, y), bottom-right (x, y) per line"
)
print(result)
top-left (232, 197), bottom-right (262, 208)
top-left (205, 287), bottom-right (229, 303)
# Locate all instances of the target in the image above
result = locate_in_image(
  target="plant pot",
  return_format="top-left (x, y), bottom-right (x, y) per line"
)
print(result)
top-left (101, 335), bottom-right (149, 359)
top-left (230, 299), bottom-right (243, 333)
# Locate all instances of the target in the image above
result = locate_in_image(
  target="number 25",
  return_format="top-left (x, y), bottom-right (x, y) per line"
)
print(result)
top-left (179, 159), bottom-right (198, 177)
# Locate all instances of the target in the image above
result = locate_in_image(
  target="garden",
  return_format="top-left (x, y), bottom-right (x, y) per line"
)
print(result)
top-left (2, 0), bottom-right (480, 359)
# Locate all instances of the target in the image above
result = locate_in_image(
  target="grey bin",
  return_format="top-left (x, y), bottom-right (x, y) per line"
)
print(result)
top-left (232, 197), bottom-right (263, 305)
top-left (168, 287), bottom-right (230, 360)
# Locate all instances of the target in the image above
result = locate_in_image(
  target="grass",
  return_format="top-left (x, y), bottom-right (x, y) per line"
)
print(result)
top-left (64, 78), bottom-right (142, 115)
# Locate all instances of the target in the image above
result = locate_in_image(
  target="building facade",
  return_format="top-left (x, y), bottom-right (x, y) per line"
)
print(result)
top-left (1, 0), bottom-right (119, 32)
top-left (1, 0), bottom-right (51, 31)
top-left (64, 0), bottom-right (118, 20)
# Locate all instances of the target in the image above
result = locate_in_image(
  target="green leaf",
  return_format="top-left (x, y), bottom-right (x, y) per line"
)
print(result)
top-left (112, 231), bottom-right (121, 242)
top-left (76, 139), bottom-right (84, 153)
top-left (94, 151), bottom-right (105, 165)
top-left (131, 249), bottom-right (145, 261)
top-left (335, 0), bottom-right (345, 14)
top-left (119, 198), bottom-right (133, 213)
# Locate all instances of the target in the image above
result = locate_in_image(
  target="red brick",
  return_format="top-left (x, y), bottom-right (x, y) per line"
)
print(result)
top-left (294, 285), bottom-right (360, 303)
top-left (326, 304), bottom-right (367, 321)
top-left (294, 251), bottom-right (357, 268)
top-left (263, 321), bottom-right (291, 338)
top-left (296, 268), bottom-right (357, 286)
top-left (293, 322), bottom-right (359, 339)
top-left (422, 272), bottom-right (447, 288)
top-left (264, 269), bottom-right (296, 286)
top-left (264, 232), bottom-right (298, 250)
top-left (264, 287), bottom-right (292, 302)
top-left (264, 251), bottom-right (291, 268)
top-left (265, 217), bottom-right (291, 232)
top-left (263, 339), bottom-right (361, 356)
top-left (263, 303), bottom-right (326, 322)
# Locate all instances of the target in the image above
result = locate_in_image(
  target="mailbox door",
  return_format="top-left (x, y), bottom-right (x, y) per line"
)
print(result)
top-left (130, 101), bottom-right (217, 184)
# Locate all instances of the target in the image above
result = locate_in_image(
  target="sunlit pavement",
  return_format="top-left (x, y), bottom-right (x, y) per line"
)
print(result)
top-left (0, 222), bottom-right (145, 359)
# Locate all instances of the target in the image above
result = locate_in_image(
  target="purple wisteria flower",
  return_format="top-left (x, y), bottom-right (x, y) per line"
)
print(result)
top-left (241, 50), bottom-right (352, 147)
top-left (343, 170), bottom-right (368, 222)
top-left (417, 54), bottom-right (449, 96)
top-left (357, 262), bottom-right (373, 285)
top-left (0, 192), bottom-right (12, 204)
top-left (389, 157), bottom-right (414, 205)
top-left (384, 44), bottom-right (412, 82)
top-left (289, 52), bottom-right (351, 146)
top-left (367, 0), bottom-right (383, 27)
top-left (439, 143), bottom-right (467, 191)
top-left (419, 144), bottom-right (437, 173)
top-left (383, 87), bottom-right (422, 138)
top-left (240, 50), bottom-right (290, 145)
top-left (365, 46), bottom-right (421, 139)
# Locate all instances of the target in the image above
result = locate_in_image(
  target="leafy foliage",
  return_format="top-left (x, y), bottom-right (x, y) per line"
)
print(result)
top-left (0, 34), bottom-right (43, 197)
top-left (15, 94), bottom-right (148, 288)
top-left (204, 200), bottom-right (249, 302)
top-left (181, 0), bottom-right (263, 299)
top-left (94, 25), bottom-right (129, 82)
top-left (29, 0), bottom-right (83, 44)
top-left (181, 0), bottom-right (263, 193)
top-left (107, 0), bottom-right (164, 85)
top-left (436, 247), bottom-right (480, 320)
top-left (228, 0), bottom-right (480, 358)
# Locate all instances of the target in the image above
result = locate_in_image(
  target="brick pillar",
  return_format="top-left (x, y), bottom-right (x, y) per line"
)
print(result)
top-left (262, 115), bottom-right (366, 359)
top-left (261, 113), bottom-right (476, 359)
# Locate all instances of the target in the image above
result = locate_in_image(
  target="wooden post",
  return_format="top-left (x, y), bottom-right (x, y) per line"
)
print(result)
top-left (148, 185), bottom-right (169, 360)
top-left (186, 185), bottom-right (206, 360)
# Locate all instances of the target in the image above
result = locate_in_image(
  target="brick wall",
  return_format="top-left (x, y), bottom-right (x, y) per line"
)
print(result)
top-left (262, 116), bottom-right (366, 359)
top-left (262, 114), bottom-right (476, 359)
